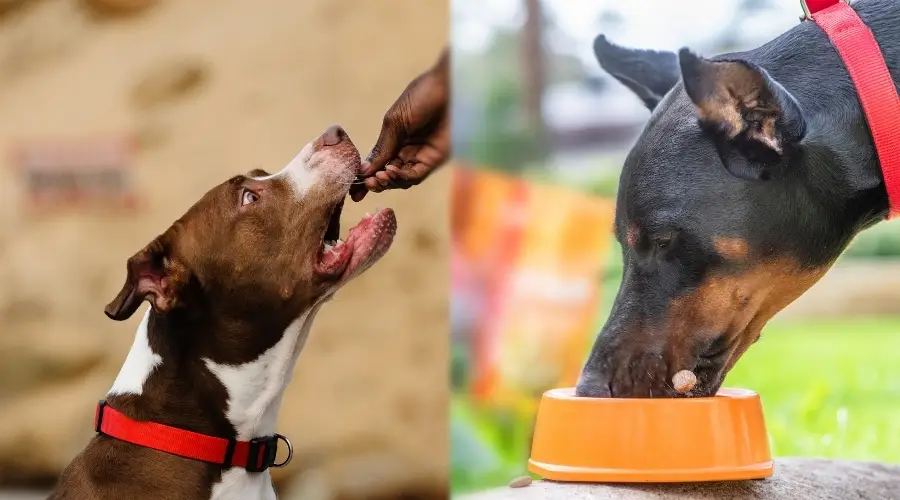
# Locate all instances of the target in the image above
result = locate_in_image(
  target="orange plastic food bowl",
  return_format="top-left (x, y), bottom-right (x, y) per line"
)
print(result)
top-left (528, 387), bottom-right (774, 483)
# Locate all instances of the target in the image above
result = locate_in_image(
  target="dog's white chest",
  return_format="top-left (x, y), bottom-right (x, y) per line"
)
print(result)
top-left (108, 309), bottom-right (161, 396)
top-left (210, 469), bottom-right (276, 500)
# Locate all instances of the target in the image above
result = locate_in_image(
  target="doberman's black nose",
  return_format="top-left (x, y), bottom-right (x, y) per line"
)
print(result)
top-left (322, 125), bottom-right (348, 147)
top-left (574, 373), bottom-right (612, 398)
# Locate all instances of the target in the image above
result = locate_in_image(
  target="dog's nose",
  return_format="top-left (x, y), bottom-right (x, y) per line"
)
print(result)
top-left (574, 382), bottom-right (612, 398)
top-left (322, 125), bottom-right (348, 147)
top-left (574, 373), bottom-right (612, 398)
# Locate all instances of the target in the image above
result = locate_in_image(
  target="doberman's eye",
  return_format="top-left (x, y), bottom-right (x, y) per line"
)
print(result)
top-left (654, 236), bottom-right (673, 249)
top-left (241, 189), bottom-right (260, 206)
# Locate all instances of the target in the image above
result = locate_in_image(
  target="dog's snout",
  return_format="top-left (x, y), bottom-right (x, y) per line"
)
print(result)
top-left (575, 373), bottom-right (612, 398)
top-left (322, 125), bottom-right (348, 147)
top-left (575, 380), bottom-right (612, 398)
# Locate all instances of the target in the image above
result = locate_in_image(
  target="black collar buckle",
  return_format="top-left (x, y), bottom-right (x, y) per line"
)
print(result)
top-left (245, 433), bottom-right (293, 472)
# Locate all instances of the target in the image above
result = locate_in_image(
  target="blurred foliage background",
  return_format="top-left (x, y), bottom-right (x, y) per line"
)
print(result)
top-left (450, 0), bottom-right (900, 494)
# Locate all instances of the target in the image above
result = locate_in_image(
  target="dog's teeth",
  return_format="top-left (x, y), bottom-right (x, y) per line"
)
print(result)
top-left (324, 244), bottom-right (333, 253)
top-left (336, 238), bottom-right (345, 246)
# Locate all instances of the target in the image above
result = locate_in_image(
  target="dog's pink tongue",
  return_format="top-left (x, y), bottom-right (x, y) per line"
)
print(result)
top-left (320, 243), bottom-right (349, 272)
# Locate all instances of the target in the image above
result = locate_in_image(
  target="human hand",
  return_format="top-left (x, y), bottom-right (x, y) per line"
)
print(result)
top-left (351, 48), bottom-right (450, 201)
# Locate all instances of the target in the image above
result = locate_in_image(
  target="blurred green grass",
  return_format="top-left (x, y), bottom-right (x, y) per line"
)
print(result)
top-left (724, 316), bottom-right (900, 460)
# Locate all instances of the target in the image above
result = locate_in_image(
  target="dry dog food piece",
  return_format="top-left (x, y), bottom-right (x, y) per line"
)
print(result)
top-left (672, 370), bottom-right (697, 393)
top-left (508, 475), bottom-right (533, 488)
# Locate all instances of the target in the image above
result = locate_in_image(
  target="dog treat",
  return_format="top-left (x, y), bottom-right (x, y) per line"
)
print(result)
top-left (672, 369), bottom-right (697, 393)
top-left (508, 475), bottom-right (533, 488)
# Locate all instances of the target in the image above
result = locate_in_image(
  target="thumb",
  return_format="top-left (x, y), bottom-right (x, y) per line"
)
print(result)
top-left (363, 117), bottom-right (404, 176)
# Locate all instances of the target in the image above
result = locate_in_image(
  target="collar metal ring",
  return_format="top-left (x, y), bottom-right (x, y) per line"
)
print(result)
top-left (272, 433), bottom-right (293, 468)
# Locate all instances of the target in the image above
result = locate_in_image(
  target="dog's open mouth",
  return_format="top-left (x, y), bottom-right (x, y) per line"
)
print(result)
top-left (315, 198), bottom-right (397, 279)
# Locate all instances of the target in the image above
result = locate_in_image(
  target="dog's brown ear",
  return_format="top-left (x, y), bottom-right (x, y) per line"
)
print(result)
top-left (105, 233), bottom-right (189, 321)
top-left (679, 49), bottom-right (805, 158)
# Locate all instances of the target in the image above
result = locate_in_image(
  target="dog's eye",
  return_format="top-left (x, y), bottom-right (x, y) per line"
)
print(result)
top-left (654, 236), bottom-right (672, 249)
top-left (241, 189), bottom-right (259, 206)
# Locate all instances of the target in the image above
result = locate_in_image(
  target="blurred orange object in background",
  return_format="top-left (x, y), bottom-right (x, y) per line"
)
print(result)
top-left (452, 166), bottom-right (615, 412)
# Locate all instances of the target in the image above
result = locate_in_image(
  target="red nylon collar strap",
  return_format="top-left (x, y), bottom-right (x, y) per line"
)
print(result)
top-left (803, 0), bottom-right (900, 218)
top-left (94, 400), bottom-right (293, 473)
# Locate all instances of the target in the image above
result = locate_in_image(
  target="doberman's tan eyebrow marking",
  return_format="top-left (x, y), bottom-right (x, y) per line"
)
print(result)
top-left (713, 237), bottom-right (749, 261)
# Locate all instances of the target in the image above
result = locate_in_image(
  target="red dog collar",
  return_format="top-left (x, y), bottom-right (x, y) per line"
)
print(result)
top-left (803, 0), bottom-right (900, 219)
top-left (94, 400), bottom-right (293, 472)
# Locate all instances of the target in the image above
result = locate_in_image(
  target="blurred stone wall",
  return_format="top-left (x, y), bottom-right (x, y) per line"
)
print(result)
top-left (779, 261), bottom-right (900, 318)
top-left (458, 459), bottom-right (900, 500)
top-left (0, 1), bottom-right (448, 498)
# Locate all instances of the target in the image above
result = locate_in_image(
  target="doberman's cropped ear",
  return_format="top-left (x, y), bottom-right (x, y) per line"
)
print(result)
top-left (679, 49), bottom-right (806, 159)
top-left (593, 34), bottom-right (680, 110)
top-left (105, 233), bottom-right (190, 321)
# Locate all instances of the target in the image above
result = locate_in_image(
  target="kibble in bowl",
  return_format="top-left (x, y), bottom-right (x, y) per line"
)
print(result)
top-left (672, 369), bottom-right (697, 393)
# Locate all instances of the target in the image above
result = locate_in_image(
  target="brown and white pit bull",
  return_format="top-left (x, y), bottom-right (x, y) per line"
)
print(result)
top-left (48, 125), bottom-right (397, 500)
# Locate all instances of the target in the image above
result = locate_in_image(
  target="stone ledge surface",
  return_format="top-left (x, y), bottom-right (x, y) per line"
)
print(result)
top-left (458, 458), bottom-right (900, 500)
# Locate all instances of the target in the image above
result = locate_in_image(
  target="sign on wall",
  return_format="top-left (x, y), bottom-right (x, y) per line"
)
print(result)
top-left (12, 137), bottom-right (138, 211)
